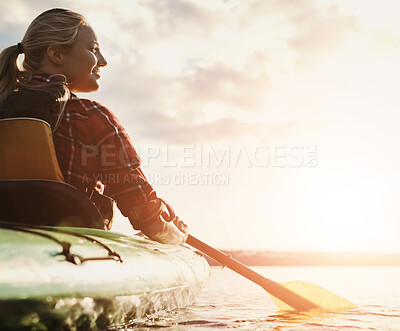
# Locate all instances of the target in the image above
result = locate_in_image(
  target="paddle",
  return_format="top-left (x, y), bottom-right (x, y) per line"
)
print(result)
top-left (186, 234), bottom-right (357, 312)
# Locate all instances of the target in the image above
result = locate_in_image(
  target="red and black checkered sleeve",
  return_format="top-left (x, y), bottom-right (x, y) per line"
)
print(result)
top-left (88, 101), bottom-right (157, 217)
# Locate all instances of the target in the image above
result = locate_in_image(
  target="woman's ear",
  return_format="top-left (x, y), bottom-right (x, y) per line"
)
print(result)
top-left (46, 46), bottom-right (63, 65)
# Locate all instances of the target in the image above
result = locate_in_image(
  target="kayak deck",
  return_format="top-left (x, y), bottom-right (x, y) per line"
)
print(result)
top-left (0, 224), bottom-right (210, 329)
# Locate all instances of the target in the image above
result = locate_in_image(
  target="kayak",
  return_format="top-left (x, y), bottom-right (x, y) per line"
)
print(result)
top-left (0, 223), bottom-right (210, 330)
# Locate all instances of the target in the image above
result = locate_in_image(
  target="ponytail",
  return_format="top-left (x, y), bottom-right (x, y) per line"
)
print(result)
top-left (0, 45), bottom-right (22, 104)
top-left (0, 43), bottom-right (69, 130)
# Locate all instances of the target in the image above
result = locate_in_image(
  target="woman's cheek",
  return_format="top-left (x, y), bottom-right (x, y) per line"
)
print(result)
top-left (89, 52), bottom-right (98, 68)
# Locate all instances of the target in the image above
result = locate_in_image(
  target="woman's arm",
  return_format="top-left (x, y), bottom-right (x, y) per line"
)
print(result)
top-left (87, 101), bottom-right (188, 244)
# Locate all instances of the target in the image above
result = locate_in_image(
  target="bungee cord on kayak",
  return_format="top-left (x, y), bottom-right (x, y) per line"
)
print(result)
top-left (0, 222), bottom-right (123, 265)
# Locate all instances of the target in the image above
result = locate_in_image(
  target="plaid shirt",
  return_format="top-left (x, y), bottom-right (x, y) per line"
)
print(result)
top-left (33, 75), bottom-right (156, 217)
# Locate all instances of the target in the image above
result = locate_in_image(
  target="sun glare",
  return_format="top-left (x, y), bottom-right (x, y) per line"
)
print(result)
top-left (306, 173), bottom-right (383, 252)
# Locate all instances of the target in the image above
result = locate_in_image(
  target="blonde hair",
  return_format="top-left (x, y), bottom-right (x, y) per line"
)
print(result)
top-left (0, 8), bottom-right (90, 127)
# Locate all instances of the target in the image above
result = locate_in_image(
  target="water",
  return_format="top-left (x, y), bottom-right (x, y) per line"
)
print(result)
top-left (118, 266), bottom-right (400, 330)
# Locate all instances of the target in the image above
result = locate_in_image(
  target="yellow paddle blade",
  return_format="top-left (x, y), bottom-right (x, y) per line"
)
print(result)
top-left (270, 281), bottom-right (357, 311)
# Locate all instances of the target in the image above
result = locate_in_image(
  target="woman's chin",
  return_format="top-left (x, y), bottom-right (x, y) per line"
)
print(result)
top-left (88, 79), bottom-right (100, 92)
top-left (71, 82), bottom-right (100, 93)
top-left (89, 83), bottom-right (100, 92)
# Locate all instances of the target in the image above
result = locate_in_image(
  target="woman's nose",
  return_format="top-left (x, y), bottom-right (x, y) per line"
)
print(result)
top-left (97, 52), bottom-right (107, 67)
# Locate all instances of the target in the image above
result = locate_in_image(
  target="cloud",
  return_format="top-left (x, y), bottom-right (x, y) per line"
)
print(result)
top-left (90, 42), bottom-right (271, 144)
top-left (133, 112), bottom-right (259, 144)
top-left (244, 0), bottom-right (358, 69)
top-left (94, 55), bottom-right (270, 144)
top-left (146, 0), bottom-right (218, 37)
top-left (287, 5), bottom-right (358, 68)
top-left (178, 61), bottom-right (269, 112)
top-left (367, 28), bottom-right (400, 55)
top-left (131, 107), bottom-right (327, 146)
top-left (0, 1), bottom-right (38, 47)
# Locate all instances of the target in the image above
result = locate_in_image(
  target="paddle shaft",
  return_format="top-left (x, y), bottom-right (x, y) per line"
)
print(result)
top-left (186, 234), bottom-right (320, 311)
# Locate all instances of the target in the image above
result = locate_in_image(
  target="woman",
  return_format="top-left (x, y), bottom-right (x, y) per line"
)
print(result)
top-left (0, 8), bottom-right (188, 244)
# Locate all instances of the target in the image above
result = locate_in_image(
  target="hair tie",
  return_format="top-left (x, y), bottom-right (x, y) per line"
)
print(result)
top-left (17, 42), bottom-right (23, 54)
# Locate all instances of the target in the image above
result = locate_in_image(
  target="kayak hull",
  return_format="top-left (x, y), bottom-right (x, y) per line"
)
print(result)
top-left (0, 285), bottom-right (203, 329)
top-left (0, 224), bottom-right (210, 329)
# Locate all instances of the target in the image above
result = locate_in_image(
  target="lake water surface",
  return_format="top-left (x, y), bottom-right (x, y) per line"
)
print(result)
top-left (121, 265), bottom-right (400, 330)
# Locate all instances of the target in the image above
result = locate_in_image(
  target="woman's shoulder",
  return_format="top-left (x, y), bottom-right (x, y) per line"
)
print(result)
top-left (68, 96), bottom-right (111, 113)
top-left (67, 96), bottom-right (122, 126)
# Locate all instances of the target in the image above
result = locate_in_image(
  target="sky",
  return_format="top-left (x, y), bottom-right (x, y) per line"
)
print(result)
top-left (1, 0), bottom-right (400, 253)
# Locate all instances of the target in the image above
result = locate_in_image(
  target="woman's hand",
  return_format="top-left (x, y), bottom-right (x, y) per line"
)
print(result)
top-left (137, 215), bottom-right (189, 245)
top-left (128, 198), bottom-right (189, 245)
